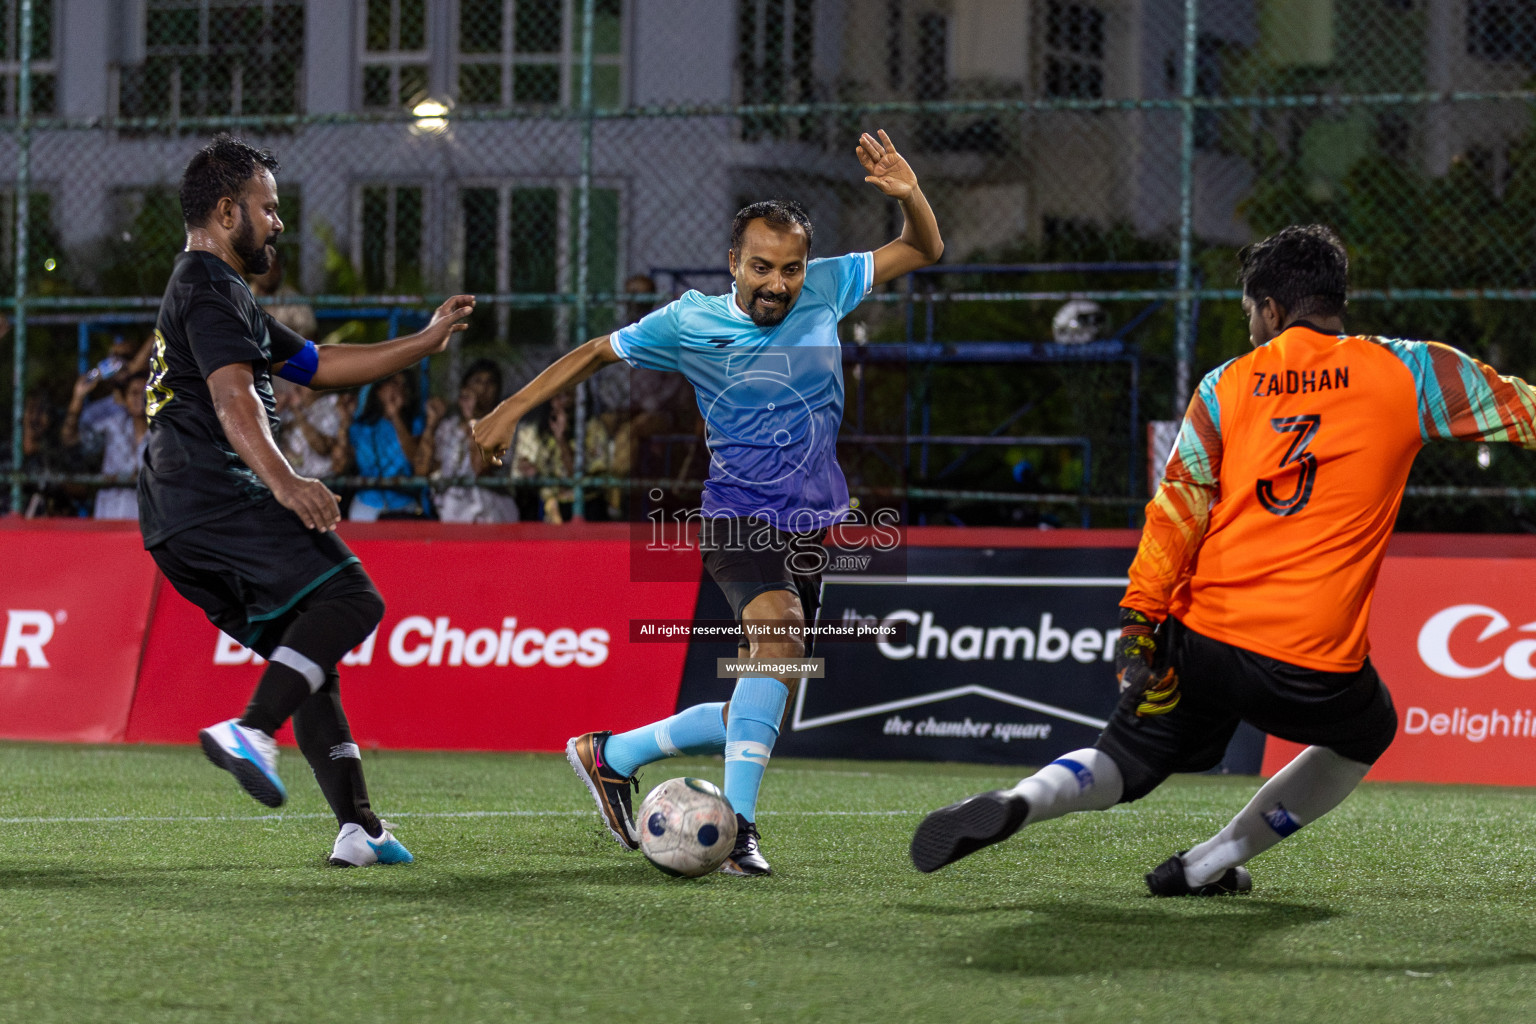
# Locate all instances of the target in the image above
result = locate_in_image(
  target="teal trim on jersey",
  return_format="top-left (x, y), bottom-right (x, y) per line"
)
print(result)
top-left (1457, 351), bottom-right (1502, 438)
top-left (1174, 357), bottom-right (1235, 487)
top-left (1381, 337), bottom-right (1457, 442)
top-left (1197, 357), bottom-right (1236, 435)
top-left (239, 555), bottom-right (362, 646)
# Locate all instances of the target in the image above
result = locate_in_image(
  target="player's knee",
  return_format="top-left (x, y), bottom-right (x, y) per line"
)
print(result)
top-left (350, 584), bottom-right (385, 633)
top-left (1096, 744), bottom-right (1166, 803)
top-left (1331, 702), bottom-right (1397, 765)
top-left (318, 568), bottom-right (385, 631)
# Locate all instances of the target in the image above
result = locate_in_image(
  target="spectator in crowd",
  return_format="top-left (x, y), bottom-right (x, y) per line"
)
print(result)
top-left (414, 359), bottom-right (519, 523)
top-left (617, 273), bottom-right (704, 498)
top-left (18, 385), bottom-right (82, 517)
top-left (248, 248), bottom-right (319, 339)
top-left (347, 368), bottom-right (426, 520)
top-left (275, 377), bottom-right (353, 480)
top-left (514, 387), bottom-right (613, 522)
top-left (63, 368), bottom-right (149, 519)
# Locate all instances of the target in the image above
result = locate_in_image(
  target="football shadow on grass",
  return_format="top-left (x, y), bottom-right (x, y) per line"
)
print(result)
top-left (943, 900), bottom-right (1536, 976)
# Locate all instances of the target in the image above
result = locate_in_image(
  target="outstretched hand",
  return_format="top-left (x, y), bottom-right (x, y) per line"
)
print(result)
top-left (470, 402), bottom-right (519, 468)
top-left (421, 294), bottom-right (476, 353)
top-left (857, 130), bottom-right (918, 201)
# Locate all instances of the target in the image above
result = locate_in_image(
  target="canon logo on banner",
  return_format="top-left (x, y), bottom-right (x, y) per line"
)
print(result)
top-left (1417, 604), bottom-right (1536, 679)
top-left (215, 615), bottom-right (611, 669)
top-left (1, 609), bottom-right (56, 668)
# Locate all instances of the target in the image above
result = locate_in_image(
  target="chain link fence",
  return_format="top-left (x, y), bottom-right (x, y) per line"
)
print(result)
top-left (4, 0), bottom-right (1536, 528)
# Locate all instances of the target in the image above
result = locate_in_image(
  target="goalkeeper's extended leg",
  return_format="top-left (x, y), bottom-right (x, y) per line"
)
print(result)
top-left (911, 748), bottom-right (1125, 872)
top-left (1173, 745), bottom-right (1369, 889)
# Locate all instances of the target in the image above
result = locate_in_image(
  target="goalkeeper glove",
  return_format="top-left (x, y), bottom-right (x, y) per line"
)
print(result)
top-left (1114, 607), bottom-right (1181, 717)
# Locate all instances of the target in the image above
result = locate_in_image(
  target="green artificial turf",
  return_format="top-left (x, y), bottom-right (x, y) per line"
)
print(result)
top-left (0, 742), bottom-right (1533, 1023)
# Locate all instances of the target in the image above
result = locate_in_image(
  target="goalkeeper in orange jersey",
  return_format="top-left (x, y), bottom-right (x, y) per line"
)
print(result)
top-left (911, 223), bottom-right (1536, 893)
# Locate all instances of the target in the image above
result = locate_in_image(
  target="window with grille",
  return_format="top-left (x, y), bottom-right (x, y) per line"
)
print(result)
top-left (119, 0), bottom-right (304, 120)
top-left (361, 0), bottom-right (430, 109)
top-left (358, 184), bottom-right (426, 292)
top-left (458, 182), bottom-right (620, 343)
top-left (736, 0), bottom-right (817, 141)
top-left (455, 0), bottom-right (623, 110)
top-left (1043, 0), bottom-right (1104, 100)
top-left (0, 0), bottom-right (55, 116)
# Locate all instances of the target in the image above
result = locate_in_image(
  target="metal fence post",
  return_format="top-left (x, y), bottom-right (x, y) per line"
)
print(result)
top-left (9, 0), bottom-right (33, 516)
top-left (569, 0), bottom-right (596, 522)
top-left (1172, 0), bottom-right (1199, 417)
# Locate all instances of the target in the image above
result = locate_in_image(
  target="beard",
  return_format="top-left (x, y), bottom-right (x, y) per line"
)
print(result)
top-left (232, 214), bottom-right (274, 275)
top-left (745, 286), bottom-right (793, 327)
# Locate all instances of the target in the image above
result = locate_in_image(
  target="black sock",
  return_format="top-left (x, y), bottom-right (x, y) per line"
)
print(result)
top-left (238, 661), bottom-right (314, 736)
top-left (292, 669), bottom-right (381, 836)
top-left (236, 568), bottom-right (384, 740)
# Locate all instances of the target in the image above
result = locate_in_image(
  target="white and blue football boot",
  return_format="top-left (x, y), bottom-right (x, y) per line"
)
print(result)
top-left (328, 822), bottom-right (414, 867)
top-left (198, 718), bottom-right (287, 808)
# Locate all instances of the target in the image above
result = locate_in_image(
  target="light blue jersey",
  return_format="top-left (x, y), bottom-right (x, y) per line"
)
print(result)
top-left (611, 251), bottom-right (874, 528)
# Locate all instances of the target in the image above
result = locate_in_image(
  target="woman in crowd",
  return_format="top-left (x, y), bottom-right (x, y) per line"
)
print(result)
top-left (414, 359), bottom-right (519, 523)
top-left (347, 369), bottom-right (427, 520)
top-left (515, 387), bottom-right (613, 523)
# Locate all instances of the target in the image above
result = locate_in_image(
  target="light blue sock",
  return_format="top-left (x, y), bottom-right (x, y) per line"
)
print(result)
top-left (602, 702), bottom-right (727, 778)
top-left (723, 677), bottom-right (788, 822)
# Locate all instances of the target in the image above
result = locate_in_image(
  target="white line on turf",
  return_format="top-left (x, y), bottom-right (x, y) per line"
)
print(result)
top-left (0, 809), bottom-right (920, 826)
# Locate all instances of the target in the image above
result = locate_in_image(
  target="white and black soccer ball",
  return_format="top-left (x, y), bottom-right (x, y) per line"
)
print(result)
top-left (637, 777), bottom-right (737, 877)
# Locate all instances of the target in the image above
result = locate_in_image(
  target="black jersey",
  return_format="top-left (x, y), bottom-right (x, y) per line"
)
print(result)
top-left (138, 250), bottom-right (308, 547)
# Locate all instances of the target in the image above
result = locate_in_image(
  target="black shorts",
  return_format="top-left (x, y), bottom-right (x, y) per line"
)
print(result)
top-left (698, 516), bottom-right (826, 645)
top-left (149, 495), bottom-right (361, 654)
top-left (1096, 617), bottom-right (1398, 797)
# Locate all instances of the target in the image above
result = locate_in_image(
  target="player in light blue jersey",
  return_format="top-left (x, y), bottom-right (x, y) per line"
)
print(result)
top-left (473, 130), bottom-right (943, 875)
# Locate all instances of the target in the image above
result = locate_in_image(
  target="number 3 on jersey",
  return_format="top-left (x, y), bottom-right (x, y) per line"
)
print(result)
top-left (1256, 414), bottom-right (1320, 517)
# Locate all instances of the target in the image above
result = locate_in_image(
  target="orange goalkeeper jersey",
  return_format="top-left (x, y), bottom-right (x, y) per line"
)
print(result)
top-left (1124, 323), bottom-right (1536, 672)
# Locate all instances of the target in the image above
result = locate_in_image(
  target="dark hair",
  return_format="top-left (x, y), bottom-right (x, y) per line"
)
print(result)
top-left (357, 370), bottom-right (419, 425)
top-left (179, 133), bottom-right (280, 228)
top-left (460, 358), bottom-right (503, 396)
top-left (112, 370), bottom-right (149, 394)
top-left (730, 199), bottom-right (813, 256)
top-left (1237, 224), bottom-right (1348, 320)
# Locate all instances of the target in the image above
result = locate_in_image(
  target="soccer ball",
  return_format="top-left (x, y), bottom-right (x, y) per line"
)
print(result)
top-left (637, 777), bottom-right (737, 877)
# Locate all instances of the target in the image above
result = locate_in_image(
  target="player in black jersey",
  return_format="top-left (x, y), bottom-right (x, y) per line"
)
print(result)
top-left (140, 134), bottom-right (473, 866)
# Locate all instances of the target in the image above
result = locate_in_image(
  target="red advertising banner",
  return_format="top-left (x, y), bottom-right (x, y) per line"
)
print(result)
top-left (1262, 536), bottom-right (1536, 785)
top-left (0, 521), bottom-right (159, 742)
top-left (8, 517), bottom-right (1536, 784)
top-left (128, 524), bottom-right (701, 752)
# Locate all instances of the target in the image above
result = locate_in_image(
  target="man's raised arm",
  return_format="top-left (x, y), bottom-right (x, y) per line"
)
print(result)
top-left (470, 335), bottom-right (624, 466)
top-left (276, 294), bottom-right (475, 391)
top-left (858, 130), bottom-right (944, 286)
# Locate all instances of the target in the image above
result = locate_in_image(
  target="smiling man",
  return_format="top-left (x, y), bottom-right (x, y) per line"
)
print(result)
top-left (473, 130), bottom-right (943, 875)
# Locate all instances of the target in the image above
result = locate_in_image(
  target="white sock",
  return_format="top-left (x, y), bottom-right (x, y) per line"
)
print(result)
top-left (1008, 748), bottom-right (1124, 825)
top-left (1183, 745), bottom-right (1370, 887)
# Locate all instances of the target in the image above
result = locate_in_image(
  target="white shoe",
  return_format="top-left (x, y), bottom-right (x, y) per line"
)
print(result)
top-left (328, 822), bottom-right (414, 867)
top-left (198, 718), bottom-right (287, 808)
